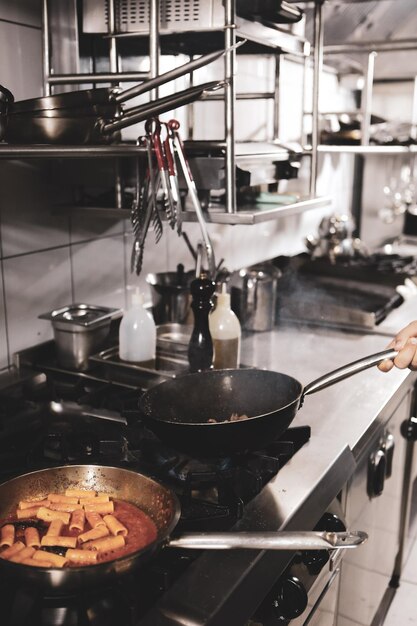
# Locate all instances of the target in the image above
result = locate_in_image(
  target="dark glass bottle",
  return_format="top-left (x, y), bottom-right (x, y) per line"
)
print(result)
top-left (188, 274), bottom-right (215, 372)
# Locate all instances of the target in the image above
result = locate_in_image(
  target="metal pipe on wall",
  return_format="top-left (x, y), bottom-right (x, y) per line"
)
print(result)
top-left (42, 0), bottom-right (51, 96)
top-left (224, 0), bottom-right (237, 214)
top-left (273, 55), bottom-right (280, 141)
top-left (361, 51), bottom-right (377, 147)
top-left (310, 0), bottom-right (324, 198)
top-left (149, 0), bottom-right (160, 97)
top-left (108, 0), bottom-right (123, 210)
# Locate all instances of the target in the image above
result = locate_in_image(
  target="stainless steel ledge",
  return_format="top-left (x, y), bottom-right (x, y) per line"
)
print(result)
top-left (318, 145), bottom-right (410, 155)
top-left (183, 195), bottom-right (332, 224)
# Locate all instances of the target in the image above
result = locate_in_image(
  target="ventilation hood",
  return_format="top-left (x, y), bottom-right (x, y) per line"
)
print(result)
top-left (299, 0), bottom-right (417, 81)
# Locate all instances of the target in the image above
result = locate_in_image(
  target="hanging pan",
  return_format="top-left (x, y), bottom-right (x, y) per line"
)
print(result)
top-left (3, 42), bottom-right (245, 144)
top-left (4, 80), bottom-right (225, 144)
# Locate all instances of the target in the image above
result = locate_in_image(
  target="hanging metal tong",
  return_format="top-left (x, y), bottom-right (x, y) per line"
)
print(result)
top-left (168, 119), bottom-right (216, 279)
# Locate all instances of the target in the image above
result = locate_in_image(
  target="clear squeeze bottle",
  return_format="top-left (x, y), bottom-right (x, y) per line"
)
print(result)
top-left (209, 283), bottom-right (241, 369)
top-left (188, 273), bottom-right (215, 372)
top-left (119, 288), bottom-right (156, 366)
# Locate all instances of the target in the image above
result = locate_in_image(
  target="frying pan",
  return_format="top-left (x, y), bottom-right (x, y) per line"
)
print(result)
top-left (139, 348), bottom-right (398, 457)
top-left (12, 45), bottom-right (244, 114)
top-left (0, 465), bottom-right (366, 592)
top-left (4, 80), bottom-right (225, 145)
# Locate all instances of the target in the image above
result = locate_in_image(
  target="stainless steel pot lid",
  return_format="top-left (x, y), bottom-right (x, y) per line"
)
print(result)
top-left (39, 303), bottom-right (122, 327)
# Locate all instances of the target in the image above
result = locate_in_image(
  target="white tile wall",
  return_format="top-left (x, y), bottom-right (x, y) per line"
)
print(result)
top-left (0, 20), bottom-right (42, 101)
top-left (0, 269), bottom-right (9, 370)
top-left (0, 2), bottom-right (371, 367)
top-left (0, 161), bottom-right (70, 257)
top-left (0, 0), bottom-right (41, 27)
top-left (71, 236), bottom-right (126, 310)
top-left (3, 247), bottom-right (73, 356)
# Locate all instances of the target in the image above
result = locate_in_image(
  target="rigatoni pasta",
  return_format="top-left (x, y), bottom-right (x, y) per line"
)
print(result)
top-left (0, 488), bottom-right (158, 569)
top-left (85, 512), bottom-right (106, 529)
top-left (0, 524), bottom-right (15, 548)
top-left (24, 527), bottom-right (41, 548)
top-left (103, 514), bottom-right (128, 537)
top-left (69, 509), bottom-right (85, 532)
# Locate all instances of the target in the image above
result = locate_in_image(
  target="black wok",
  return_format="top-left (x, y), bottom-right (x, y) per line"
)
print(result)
top-left (139, 348), bottom-right (398, 456)
top-left (0, 465), bottom-right (366, 593)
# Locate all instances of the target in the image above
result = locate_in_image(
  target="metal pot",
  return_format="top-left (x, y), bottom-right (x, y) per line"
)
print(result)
top-left (230, 262), bottom-right (282, 331)
top-left (146, 266), bottom-right (194, 325)
top-left (39, 304), bottom-right (122, 370)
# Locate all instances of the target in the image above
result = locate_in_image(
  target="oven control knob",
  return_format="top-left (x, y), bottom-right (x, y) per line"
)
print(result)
top-left (302, 513), bottom-right (346, 574)
top-left (401, 416), bottom-right (417, 441)
top-left (302, 549), bottom-right (329, 575)
top-left (268, 576), bottom-right (308, 620)
top-left (315, 513), bottom-right (346, 533)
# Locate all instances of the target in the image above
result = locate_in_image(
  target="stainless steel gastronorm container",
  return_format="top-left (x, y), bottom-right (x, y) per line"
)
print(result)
top-left (39, 304), bottom-right (122, 371)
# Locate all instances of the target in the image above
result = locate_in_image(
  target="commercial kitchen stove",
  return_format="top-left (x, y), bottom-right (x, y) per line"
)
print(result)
top-left (275, 252), bottom-right (417, 331)
top-left (0, 340), bottom-right (356, 626)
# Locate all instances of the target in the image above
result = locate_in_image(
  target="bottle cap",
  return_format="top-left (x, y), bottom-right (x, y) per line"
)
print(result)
top-left (131, 287), bottom-right (144, 307)
top-left (217, 282), bottom-right (231, 308)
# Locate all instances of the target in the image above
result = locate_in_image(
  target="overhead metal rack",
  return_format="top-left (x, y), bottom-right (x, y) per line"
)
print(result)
top-left (0, 0), bottom-right (329, 224)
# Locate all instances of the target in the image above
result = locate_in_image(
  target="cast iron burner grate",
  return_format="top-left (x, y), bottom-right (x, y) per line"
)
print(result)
top-left (0, 370), bottom-right (311, 626)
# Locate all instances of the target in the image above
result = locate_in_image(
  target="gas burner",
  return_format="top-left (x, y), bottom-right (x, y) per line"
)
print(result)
top-left (2, 579), bottom-right (144, 626)
top-left (139, 426), bottom-right (311, 530)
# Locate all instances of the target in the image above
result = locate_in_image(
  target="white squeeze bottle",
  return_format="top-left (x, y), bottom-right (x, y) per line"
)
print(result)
top-left (209, 283), bottom-right (241, 369)
top-left (119, 288), bottom-right (156, 365)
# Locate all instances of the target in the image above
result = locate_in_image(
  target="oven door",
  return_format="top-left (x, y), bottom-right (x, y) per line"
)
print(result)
top-left (250, 499), bottom-right (349, 626)
top-left (336, 387), bottom-right (413, 626)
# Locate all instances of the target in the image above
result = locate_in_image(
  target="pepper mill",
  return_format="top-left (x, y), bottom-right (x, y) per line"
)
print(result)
top-left (188, 273), bottom-right (215, 372)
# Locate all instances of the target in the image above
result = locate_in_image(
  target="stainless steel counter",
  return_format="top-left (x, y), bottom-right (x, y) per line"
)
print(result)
top-left (141, 317), bottom-right (416, 625)
top-left (241, 321), bottom-right (415, 457)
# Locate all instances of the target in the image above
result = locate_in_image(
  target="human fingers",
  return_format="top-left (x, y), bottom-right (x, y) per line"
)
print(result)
top-left (392, 321), bottom-right (417, 351)
top-left (393, 338), bottom-right (417, 370)
top-left (378, 358), bottom-right (395, 373)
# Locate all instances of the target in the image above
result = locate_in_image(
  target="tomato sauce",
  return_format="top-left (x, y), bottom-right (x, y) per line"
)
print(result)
top-left (0, 498), bottom-right (158, 567)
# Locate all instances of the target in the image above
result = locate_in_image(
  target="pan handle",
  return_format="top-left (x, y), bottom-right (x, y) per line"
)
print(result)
top-left (101, 81), bottom-right (226, 134)
top-left (113, 41), bottom-right (246, 104)
top-left (302, 348), bottom-right (398, 399)
top-left (167, 530), bottom-right (367, 551)
top-left (49, 400), bottom-right (128, 425)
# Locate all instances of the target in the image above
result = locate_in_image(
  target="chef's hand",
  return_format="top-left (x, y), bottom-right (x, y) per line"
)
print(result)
top-left (378, 321), bottom-right (417, 372)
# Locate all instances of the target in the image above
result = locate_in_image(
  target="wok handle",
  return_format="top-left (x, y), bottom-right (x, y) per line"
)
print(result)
top-left (167, 530), bottom-right (367, 551)
top-left (49, 401), bottom-right (128, 425)
top-left (303, 348), bottom-right (398, 399)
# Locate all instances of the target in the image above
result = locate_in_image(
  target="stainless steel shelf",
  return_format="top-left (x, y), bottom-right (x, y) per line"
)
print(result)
top-left (0, 141), bottom-right (295, 160)
top-left (62, 196), bottom-right (331, 225)
top-left (0, 144), bottom-right (145, 158)
top-left (235, 17), bottom-right (309, 57)
top-left (318, 145), bottom-right (410, 155)
top-left (105, 17), bottom-right (309, 57)
top-left (182, 195), bottom-right (331, 225)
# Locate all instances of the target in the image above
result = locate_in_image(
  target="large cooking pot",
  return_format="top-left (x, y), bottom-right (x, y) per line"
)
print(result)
top-left (0, 465), bottom-right (366, 593)
top-left (139, 348), bottom-right (398, 456)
